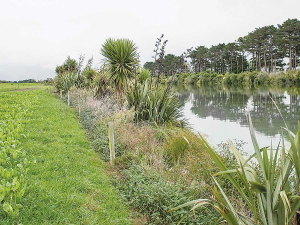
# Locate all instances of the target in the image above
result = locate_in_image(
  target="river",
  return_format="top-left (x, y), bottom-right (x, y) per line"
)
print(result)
top-left (177, 85), bottom-right (300, 155)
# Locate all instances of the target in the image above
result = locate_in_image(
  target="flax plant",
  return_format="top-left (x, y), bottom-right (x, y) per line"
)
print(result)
top-left (172, 112), bottom-right (300, 225)
top-left (126, 79), bottom-right (183, 125)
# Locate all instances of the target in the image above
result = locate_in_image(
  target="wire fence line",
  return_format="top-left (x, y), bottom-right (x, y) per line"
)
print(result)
top-left (58, 89), bottom-right (245, 224)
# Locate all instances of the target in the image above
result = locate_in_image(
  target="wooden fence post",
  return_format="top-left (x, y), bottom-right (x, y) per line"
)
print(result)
top-left (68, 90), bottom-right (70, 106)
top-left (108, 122), bottom-right (115, 165)
top-left (78, 94), bottom-right (80, 115)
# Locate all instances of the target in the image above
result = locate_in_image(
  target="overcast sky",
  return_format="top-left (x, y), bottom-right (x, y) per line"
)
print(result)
top-left (0, 0), bottom-right (299, 81)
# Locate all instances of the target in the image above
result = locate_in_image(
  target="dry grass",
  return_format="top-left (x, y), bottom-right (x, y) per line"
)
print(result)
top-left (70, 89), bottom-right (126, 120)
top-left (116, 122), bottom-right (168, 173)
top-left (117, 123), bottom-right (159, 154)
top-left (65, 88), bottom-right (250, 224)
top-left (69, 89), bottom-right (220, 188)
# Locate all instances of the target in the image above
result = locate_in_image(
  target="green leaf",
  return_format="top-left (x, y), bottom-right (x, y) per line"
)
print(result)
top-left (249, 181), bottom-right (267, 193)
top-left (169, 199), bottom-right (209, 212)
top-left (0, 193), bottom-right (5, 202)
top-left (3, 202), bottom-right (13, 214)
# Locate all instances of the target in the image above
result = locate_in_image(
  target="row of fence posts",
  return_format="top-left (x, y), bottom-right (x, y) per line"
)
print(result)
top-left (55, 89), bottom-right (116, 166)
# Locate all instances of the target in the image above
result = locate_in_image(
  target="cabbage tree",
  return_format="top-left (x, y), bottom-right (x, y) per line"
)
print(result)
top-left (101, 38), bottom-right (138, 92)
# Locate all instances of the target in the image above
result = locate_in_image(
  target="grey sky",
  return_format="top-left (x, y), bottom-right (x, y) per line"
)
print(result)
top-left (0, 0), bottom-right (299, 81)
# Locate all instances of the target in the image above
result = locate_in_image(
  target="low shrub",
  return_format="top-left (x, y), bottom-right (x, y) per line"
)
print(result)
top-left (177, 73), bottom-right (189, 84)
top-left (197, 70), bottom-right (218, 85)
top-left (295, 70), bottom-right (300, 84)
top-left (115, 165), bottom-right (216, 224)
top-left (237, 72), bottom-right (246, 84)
top-left (92, 70), bottom-right (110, 97)
top-left (126, 80), bottom-right (184, 125)
top-left (224, 74), bottom-right (232, 85)
top-left (254, 72), bottom-right (270, 86)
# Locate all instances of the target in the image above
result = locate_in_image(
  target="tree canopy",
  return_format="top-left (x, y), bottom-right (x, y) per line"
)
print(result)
top-left (144, 18), bottom-right (300, 75)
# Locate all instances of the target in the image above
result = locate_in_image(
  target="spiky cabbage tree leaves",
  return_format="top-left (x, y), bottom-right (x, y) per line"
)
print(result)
top-left (101, 38), bottom-right (138, 92)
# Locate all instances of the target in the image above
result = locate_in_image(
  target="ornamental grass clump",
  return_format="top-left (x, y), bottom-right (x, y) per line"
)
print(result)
top-left (126, 79), bottom-right (184, 125)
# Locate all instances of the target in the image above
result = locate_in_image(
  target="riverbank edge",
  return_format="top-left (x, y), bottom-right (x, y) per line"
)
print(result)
top-left (63, 89), bottom-right (245, 224)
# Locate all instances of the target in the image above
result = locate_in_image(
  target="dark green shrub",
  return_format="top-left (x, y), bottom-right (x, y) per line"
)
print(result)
top-left (247, 71), bottom-right (258, 84)
top-left (230, 73), bottom-right (238, 85)
top-left (197, 70), bottom-right (218, 85)
top-left (237, 73), bottom-right (246, 84)
top-left (224, 74), bottom-right (232, 85)
top-left (55, 56), bottom-right (78, 74)
top-left (254, 72), bottom-right (269, 86)
top-left (295, 70), bottom-right (300, 85)
top-left (115, 166), bottom-right (215, 224)
top-left (83, 66), bottom-right (97, 81)
top-left (126, 80), bottom-right (184, 125)
top-left (93, 71), bottom-right (110, 97)
top-left (285, 70), bottom-right (296, 84)
top-left (214, 75), bottom-right (224, 84)
top-left (190, 73), bottom-right (200, 84)
top-left (177, 73), bottom-right (189, 83)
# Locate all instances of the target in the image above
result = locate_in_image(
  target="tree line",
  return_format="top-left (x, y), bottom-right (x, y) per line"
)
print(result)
top-left (144, 18), bottom-right (300, 75)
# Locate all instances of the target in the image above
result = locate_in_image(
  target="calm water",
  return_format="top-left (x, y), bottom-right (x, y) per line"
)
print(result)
top-left (177, 85), bottom-right (300, 154)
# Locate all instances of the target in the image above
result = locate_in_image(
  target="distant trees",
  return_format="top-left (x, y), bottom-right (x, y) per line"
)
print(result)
top-left (17, 79), bottom-right (37, 83)
top-left (55, 56), bottom-right (78, 74)
top-left (144, 18), bottom-right (300, 75)
top-left (189, 46), bottom-right (209, 73)
top-left (278, 18), bottom-right (300, 71)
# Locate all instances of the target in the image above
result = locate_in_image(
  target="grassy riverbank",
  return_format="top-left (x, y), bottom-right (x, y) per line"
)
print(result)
top-left (63, 89), bottom-right (246, 224)
top-left (0, 89), bottom-right (132, 224)
top-left (49, 35), bottom-right (300, 223)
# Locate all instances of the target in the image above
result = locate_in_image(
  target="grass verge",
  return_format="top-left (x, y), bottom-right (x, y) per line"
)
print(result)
top-left (0, 89), bottom-right (131, 224)
top-left (0, 83), bottom-right (50, 92)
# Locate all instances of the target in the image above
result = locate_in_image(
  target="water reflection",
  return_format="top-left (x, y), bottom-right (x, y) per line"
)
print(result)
top-left (176, 85), bottom-right (300, 154)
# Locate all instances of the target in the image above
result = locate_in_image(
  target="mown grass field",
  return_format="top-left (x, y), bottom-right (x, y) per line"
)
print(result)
top-left (0, 83), bottom-right (49, 92)
top-left (0, 88), bottom-right (132, 224)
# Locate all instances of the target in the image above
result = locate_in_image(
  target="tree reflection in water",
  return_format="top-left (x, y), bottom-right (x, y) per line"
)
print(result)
top-left (176, 85), bottom-right (300, 153)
